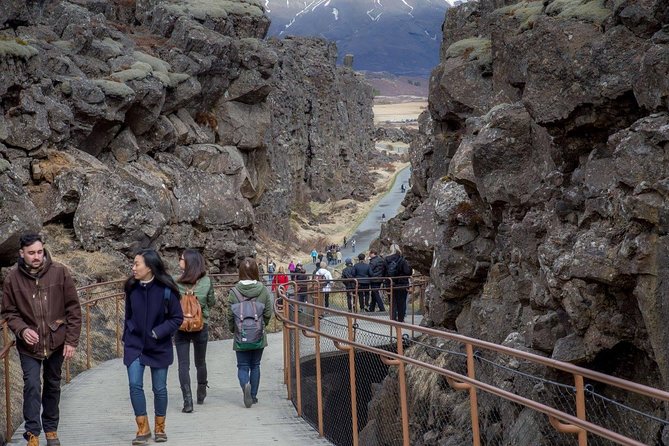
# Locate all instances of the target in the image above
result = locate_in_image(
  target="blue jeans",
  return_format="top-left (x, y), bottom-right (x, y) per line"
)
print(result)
top-left (127, 358), bottom-right (168, 416)
top-left (236, 349), bottom-right (264, 398)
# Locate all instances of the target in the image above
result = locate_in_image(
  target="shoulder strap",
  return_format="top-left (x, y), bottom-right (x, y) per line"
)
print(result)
top-left (230, 287), bottom-right (247, 303)
top-left (163, 287), bottom-right (171, 314)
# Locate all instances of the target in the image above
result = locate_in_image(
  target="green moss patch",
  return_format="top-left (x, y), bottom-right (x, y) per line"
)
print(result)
top-left (545, 0), bottom-right (611, 24)
top-left (93, 80), bottom-right (135, 98)
top-left (162, 0), bottom-right (264, 21)
top-left (0, 38), bottom-right (38, 59)
top-left (445, 38), bottom-right (492, 67)
top-left (494, 1), bottom-right (544, 31)
top-left (132, 50), bottom-right (171, 73)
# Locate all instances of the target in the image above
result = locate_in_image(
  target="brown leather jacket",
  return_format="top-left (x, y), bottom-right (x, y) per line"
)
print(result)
top-left (1, 253), bottom-right (82, 359)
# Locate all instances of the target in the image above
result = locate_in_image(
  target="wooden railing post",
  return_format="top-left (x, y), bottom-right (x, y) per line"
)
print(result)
top-left (294, 293), bottom-right (302, 416)
top-left (575, 374), bottom-right (588, 446)
top-left (333, 316), bottom-right (359, 446)
top-left (395, 327), bottom-right (410, 446)
top-left (3, 323), bottom-right (13, 441)
top-left (466, 344), bottom-right (481, 446)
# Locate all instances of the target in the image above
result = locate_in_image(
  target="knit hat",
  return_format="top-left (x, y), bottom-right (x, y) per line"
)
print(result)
top-left (345, 258), bottom-right (353, 265)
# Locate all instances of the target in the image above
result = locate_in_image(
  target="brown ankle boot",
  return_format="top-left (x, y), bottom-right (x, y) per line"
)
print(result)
top-left (155, 416), bottom-right (167, 442)
top-left (45, 432), bottom-right (61, 446)
top-left (25, 432), bottom-right (39, 446)
top-left (132, 415), bottom-right (151, 445)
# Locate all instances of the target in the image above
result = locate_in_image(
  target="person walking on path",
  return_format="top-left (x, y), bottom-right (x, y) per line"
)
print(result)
top-left (174, 249), bottom-right (215, 413)
top-left (368, 249), bottom-right (387, 312)
top-left (384, 244), bottom-right (413, 322)
top-left (294, 262), bottom-right (308, 303)
top-left (123, 249), bottom-right (183, 445)
top-left (341, 258), bottom-right (357, 312)
top-left (343, 236), bottom-right (347, 249)
top-left (311, 249), bottom-right (318, 264)
top-left (314, 262), bottom-right (334, 308)
top-left (351, 239), bottom-right (356, 252)
top-left (267, 260), bottom-right (276, 285)
top-left (271, 266), bottom-right (289, 292)
top-left (353, 253), bottom-right (371, 311)
top-left (228, 257), bottom-right (273, 408)
top-left (2, 233), bottom-right (82, 446)
top-left (288, 260), bottom-right (296, 280)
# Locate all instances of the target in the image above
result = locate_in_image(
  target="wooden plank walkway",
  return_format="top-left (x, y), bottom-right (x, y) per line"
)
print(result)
top-left (9, 331), bottom-right (332, 446)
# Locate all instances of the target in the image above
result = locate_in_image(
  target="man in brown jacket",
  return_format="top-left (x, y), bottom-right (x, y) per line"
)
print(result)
top-left (1, 233), bottom-right (82, 446)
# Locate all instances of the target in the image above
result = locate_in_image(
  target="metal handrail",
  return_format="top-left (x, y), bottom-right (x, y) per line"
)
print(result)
top-left (275, 291), bottom-right (669, 446)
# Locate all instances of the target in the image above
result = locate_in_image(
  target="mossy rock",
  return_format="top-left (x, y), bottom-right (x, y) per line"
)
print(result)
top-left (0, 40), bottom-right (38, 59)
top-left (545, 0), bottom-right (610, 24)
top-left (162, 0), bottom-right (264, 21)
top-left (93, 79), bottom-right (135, 98)
top-left (0, 158), bottom-right (10, 174)
top-left (445, 37), bottom-right (492, 68)
top-left (132, 50), bottom-right (171, 73)
top-left (493, 1), bottom-right (544, 31)
top-left (111, 66), bottom-right (151, 82)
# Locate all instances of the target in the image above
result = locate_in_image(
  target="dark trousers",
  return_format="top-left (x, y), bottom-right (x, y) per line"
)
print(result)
top-left (391, 286), bottom-right (409, 322)
top-left (357, 283), bottom-right (370, 309)
top-left (174, 325), bottom-right (209, 389)
top-left (20, 347), bottom-right (65, 438)
top-left (369, 282), bottom-right (385, 312)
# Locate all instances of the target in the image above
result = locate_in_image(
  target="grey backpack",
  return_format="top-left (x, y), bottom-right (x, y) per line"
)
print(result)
top-left (230, 288), bottom-right (265, 351)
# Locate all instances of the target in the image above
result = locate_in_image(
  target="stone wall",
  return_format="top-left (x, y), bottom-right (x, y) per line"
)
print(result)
top-left (376, 0), bottom-right (669, 443)
top-left (256, 36), bottom-right (376, 239)
top-left (0, 0), bottom-right (376, 277)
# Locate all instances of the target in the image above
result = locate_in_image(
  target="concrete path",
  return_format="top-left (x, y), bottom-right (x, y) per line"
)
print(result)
top-left (337, 165), bottom-right (410, 265)
top-left (9, 332), bottom-right (332, 446)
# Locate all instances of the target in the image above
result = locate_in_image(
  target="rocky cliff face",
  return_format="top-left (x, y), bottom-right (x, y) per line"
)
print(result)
top-left (256, 36), bottom-right (375, 239)
top-left (378, 0), bottom-right (669, 443)
top-left (0, 0), bottom-right (375, 277)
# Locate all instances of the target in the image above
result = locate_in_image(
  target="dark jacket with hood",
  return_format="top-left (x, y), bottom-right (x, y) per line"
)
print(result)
top-left (2, 252), bottom-right (82, 359)
top-left (341, 264), bottom-right (357, 289)
top-left (227, 280), bottom-right (273, 351)
top-left (123, 280), bottom-right (183, 368)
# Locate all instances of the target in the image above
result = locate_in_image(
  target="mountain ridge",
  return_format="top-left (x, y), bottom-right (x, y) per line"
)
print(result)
top-left (265, 0), bottom-right (453, 77)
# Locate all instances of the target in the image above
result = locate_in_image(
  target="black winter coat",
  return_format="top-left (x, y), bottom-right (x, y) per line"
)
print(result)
top-left (369, 255), bottom-right (387, 283)
top-left (341, 266), bottom-right (357, 289)
top-left (353, 262), bottom-right (371, 284)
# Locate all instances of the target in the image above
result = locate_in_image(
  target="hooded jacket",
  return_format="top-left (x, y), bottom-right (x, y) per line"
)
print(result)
top-left (2, 252), bottom-right (82, 359)
top-left (227, 281), bottom-right (273, 351)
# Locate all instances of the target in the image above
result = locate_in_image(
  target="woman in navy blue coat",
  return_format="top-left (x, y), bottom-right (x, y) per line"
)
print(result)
top-left (123, 249), bottom-right (183, 445)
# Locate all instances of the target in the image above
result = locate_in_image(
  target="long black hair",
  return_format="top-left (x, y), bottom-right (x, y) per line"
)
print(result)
top-left (178, 249), bottom-right (207, 285)
top-left (124, 249), bottom-right (180, 298)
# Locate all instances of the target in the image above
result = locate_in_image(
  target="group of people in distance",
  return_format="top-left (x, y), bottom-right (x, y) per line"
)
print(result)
top-left (341, 244), bottom-right (413, 322)
top-left (1, 232), bottom-right (272, 446)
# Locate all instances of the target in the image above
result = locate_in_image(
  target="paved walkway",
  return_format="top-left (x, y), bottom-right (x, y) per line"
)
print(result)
top-left (9, 332), bottom-right (332, 446)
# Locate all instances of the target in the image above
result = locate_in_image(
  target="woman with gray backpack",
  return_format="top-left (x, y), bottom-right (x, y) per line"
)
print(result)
top-left (227, 257), bottom-right (273, 408)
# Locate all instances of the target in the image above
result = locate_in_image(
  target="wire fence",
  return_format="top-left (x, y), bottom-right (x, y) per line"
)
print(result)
top-left (277, 286), bottom-right (669, 446)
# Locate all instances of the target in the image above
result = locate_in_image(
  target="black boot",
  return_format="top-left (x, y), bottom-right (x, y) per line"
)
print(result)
top-left (182, 385), bottom-right (193, 413)
top-left (197, 382), bottom-right (208, 405)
